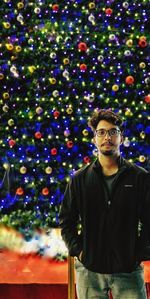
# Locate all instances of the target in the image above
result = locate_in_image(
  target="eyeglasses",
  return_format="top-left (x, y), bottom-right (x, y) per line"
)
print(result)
top-left (95, 128), bottom-right (121, 137)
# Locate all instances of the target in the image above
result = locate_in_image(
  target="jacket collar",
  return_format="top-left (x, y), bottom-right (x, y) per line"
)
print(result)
top-left (92, 156), bottom-right (132, 172)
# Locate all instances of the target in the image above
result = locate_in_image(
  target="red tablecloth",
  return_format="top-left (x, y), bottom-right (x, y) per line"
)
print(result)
top-left (0, 251), bottom-right (150, 284)
top-left (0, 251), bottom-right (68, 284)
top-left (0, 251), bottom-right (150, 298)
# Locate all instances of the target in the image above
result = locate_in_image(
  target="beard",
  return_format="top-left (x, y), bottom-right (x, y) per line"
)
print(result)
top-left (100, 141), bottom-right (116, 156)
top-left (100, 149), bottom-right (114, 156)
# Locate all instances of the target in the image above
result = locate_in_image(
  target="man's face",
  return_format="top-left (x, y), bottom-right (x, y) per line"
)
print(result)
top-left (93, 120), bottom-right (123, 156)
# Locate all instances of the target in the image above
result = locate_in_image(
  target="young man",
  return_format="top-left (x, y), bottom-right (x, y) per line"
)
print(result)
top-left (59, 109), bottom-right (150, 299)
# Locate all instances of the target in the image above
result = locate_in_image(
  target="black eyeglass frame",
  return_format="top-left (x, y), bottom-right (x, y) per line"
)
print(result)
top-left (95, 128), bottom-right (121, 137)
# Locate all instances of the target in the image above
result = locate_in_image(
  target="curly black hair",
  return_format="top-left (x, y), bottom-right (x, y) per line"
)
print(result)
top-left (88, 109), bottom-right (123, 132)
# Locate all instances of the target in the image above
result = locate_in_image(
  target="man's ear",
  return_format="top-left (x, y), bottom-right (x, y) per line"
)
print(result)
top-left (120, 133), bottom-right (124, 145)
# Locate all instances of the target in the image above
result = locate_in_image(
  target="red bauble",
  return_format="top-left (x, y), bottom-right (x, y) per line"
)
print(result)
top-left (125, 75), bottom-right (135, 85)
top-left (51, 148), bottom-right (57, 155)
top-left (67, 140), bottom-right (74, 148)
top-left (138, 37), bottom-right (147, 48)
top-left (105, 8), bottom-right (113, 15)
top-left (8, 139), bottom-right (16, 147)
top-left (80, 63), bottom-right (87, 71)
top-left (42, 187), bottom-right (49, 196)
top-left (83, 156), bottom-right (91, 164)
top-left (78, 42), bottom-right (87, 52)
top-left (16, 187), bottom-right (24, 195)
top-left (144, 95), bottom-right (150, 104)
top-left (52, 4), bottom-right (59, 12)
top-left (35, 131), bottom-right (42, 139)
top-left (53, 110), bottom-right (60, 118)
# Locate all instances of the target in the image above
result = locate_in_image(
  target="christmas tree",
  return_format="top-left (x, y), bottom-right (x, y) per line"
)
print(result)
top-left (0, 0), bottom-right (149, 233)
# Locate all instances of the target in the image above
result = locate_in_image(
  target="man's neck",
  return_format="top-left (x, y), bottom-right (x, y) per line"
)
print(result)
top-left (98, 154), bottom-right (120, 176)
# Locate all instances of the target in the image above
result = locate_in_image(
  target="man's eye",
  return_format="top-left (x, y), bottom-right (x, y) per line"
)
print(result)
top-left (100, 130), bottom-right (105, 135)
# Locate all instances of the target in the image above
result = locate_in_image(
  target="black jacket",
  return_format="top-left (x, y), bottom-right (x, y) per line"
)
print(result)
top-left (59, 157), bottom-right (150, 274)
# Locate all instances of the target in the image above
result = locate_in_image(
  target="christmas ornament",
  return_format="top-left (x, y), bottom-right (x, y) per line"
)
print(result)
top-left (125, 76), bottom-right (135, 85)
top-left (51, 148), bottom-right (57, 155)
top-left (35, 132), bottom-right (42, 139)
top-left (8, 139), bottom-right (16, 147)
top-left (78, 42), bottom-right (88, 52)
top-left (16, 187), bottom-right (24, 196)
top-left (42, 187), bottom-right (49, 196)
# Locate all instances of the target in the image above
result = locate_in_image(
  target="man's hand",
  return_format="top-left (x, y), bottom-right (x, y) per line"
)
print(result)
top-left (78, 250), bottom-right (83, 261)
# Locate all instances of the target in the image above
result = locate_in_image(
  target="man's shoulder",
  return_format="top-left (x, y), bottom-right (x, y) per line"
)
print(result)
top-left (124, 159), bottom-right (149, 175)
top-left (73, 160), bottom-right (95, 178)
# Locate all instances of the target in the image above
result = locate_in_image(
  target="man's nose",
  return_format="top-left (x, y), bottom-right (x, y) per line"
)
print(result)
top-left (104, 132), bottom-right (111, 139)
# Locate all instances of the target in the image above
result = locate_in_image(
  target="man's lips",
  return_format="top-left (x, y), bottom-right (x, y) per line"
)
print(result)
top-left (102, 142), bottom-right (114, 147)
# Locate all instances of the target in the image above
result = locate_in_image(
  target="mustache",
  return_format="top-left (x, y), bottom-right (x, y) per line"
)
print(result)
top-left (101, 141), bottom-right (114, 146)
